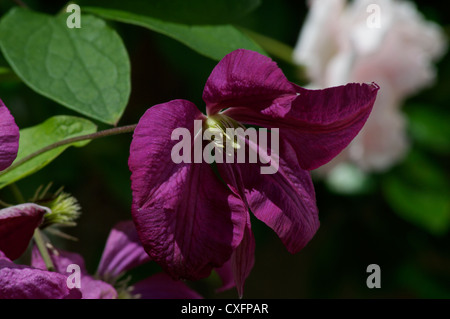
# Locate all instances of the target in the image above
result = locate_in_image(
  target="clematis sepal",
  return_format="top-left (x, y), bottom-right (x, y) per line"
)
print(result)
top-left (0, 98), bottom-right (19, 171)
top-left (0, 203), bottom-right (50, 260)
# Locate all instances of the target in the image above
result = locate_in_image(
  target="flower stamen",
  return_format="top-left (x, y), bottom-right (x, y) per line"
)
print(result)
top-left (205, 114), bottom-right (245, 151)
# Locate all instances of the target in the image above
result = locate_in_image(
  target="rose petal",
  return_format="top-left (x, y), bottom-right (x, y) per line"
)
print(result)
top-left (31, 247), bottom-right (117, 299)
top-left (0, 250), bottom-right (81, 299)
top-left (203, 49), bottom-right (298, 116)
top-left (0, 99), bottom-right (19, 171)
top-left (0, 203), bottom-right (49, 260)
top-left (97, 220), bottom-right (151, 281)
top-left (129, 100), bottom-right (247, 280)
top-left (225, 82), bottom-right (379, 170)
top-left (132, 273), bottom-right (202, 299)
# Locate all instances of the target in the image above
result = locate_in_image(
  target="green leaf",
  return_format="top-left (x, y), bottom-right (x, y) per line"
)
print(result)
top-left (84, 7), bottom-right (266, 61)
top-left (0, 116), bottom-right (97, 189)
top-left (382, 150), bottom-right (450, 235)
top-left (406, 104), bottom-right (450, 155)
top-left (79, 0), bottom-right (261, 25)
top-left (0, 8), bottom-right (131, 125)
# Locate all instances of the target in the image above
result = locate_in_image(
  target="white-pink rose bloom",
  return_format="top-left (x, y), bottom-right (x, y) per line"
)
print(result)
top-left (293, 0), bottom-right (447, 172)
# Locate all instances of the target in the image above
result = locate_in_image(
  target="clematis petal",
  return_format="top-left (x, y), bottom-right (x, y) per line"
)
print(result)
top-left (31, 247), bottom-right (117, 299)
top-left (75, 274), bottom-right (117, 299)
top-left (0, 99), bottom-right (19, 171)
top-left (131, 273), bottom-right (202, 299)
top-left (215, 260), bottom-right (235, 293)
top-left (0, 250), bottom-right (81, 299)
top-left (224, 82), bottom-right (379, 170)
top-left (231, 217), bottom-right (255, 298)
top-left (206, 217), bottom-right (255, 298)
top-left (129, 100), bottom-right (247, 280)
top-left (218, 135), bottom-right (319, 254)
top-left (31, 245), bottom-right (86, 274)
top-left (0, 203), bottom-right (49, 260)
top-left (203, 49), bottom-right (298, 116)
top-left (97, 220), bottom-right (151, 281)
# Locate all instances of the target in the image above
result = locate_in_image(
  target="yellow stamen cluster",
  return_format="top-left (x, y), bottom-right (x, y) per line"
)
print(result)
top-left (204, 114), bottom-right (245, 150)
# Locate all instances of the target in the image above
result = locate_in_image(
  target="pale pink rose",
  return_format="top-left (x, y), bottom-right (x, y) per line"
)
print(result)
top-left (294, 0), bottom-right (447, 172)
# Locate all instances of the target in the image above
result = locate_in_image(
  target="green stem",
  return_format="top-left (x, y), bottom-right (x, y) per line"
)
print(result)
top-left (10, 183), bottom-right (25, 203)
top-left (237, 27), bottom-right (309, 83)
top-left (0, 124), bottom-right (137, 177)
top-left (33, 229), bottom-right (55, 271)
top-left (237, 27), bottom-right (295, 65)
top-left (0, 199), bottom-right (12, 207)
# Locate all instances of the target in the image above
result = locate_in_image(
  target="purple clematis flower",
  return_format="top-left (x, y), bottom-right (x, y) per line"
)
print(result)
top-left (94, 220), bottom-right (202, 299)
top-left (129, 49), bottom-right (379, 295)
top-left (0, 203), bottom-right (81, 299)
top-left (0, 203), bottom-right (49, 260)
top-left (0, 98), bottom-right (19, 171)
top-left (0, 250), bottom-right (82, 299)
top-left (0, 201), bottom-right (83, 299)
top-left (31, 247), bottom-right (118, 299)
top-left (1, 215), bottom-right (200, 298)
top-left (30, 220), bottom-right (201, 299)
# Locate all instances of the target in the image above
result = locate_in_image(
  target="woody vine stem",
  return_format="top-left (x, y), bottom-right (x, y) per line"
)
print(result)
top-left (0, 124), bottom-right (137, 177)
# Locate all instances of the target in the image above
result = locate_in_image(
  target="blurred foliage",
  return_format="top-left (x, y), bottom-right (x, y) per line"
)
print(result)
top-left (84, 7), bottom-right (266, 60)
top-left (0, 0), bottom-right (449, 299)
top-left (78, 0), bottom-right (262, 25)
top-left (383, 150), bottom-right (450, 235)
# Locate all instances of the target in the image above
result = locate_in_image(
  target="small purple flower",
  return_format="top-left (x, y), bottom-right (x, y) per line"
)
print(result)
top-left (95, 220), bottom-right (202, 299)
top-left (31, 220), bottom-right (202, 299)
top-left (1, 217), bottom-right (200, 299)
top-left (128, 49), bottom-right (379, 295)
top-left (0, 98), bottom-right (19, 171)
top-left (31, 247), bottom-right (118, 299)
top-left (0, 204), bottom-right (80, 299)
top-left (0, 250), bottom-right (82, 299)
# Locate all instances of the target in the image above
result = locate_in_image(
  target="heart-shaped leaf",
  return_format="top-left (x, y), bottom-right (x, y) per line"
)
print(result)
top-left (0, 8), bottom-right (131, 125)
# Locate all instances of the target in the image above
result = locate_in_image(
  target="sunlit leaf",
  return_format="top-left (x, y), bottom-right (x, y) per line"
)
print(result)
top-left (0, 116), bottom-right (97, 189)
top-left (0, 8), bottom-right (130, 125)
top-left (84, 7), bottom-right (266, 61)
top-left (79, 0), bottom-right (261, 25)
